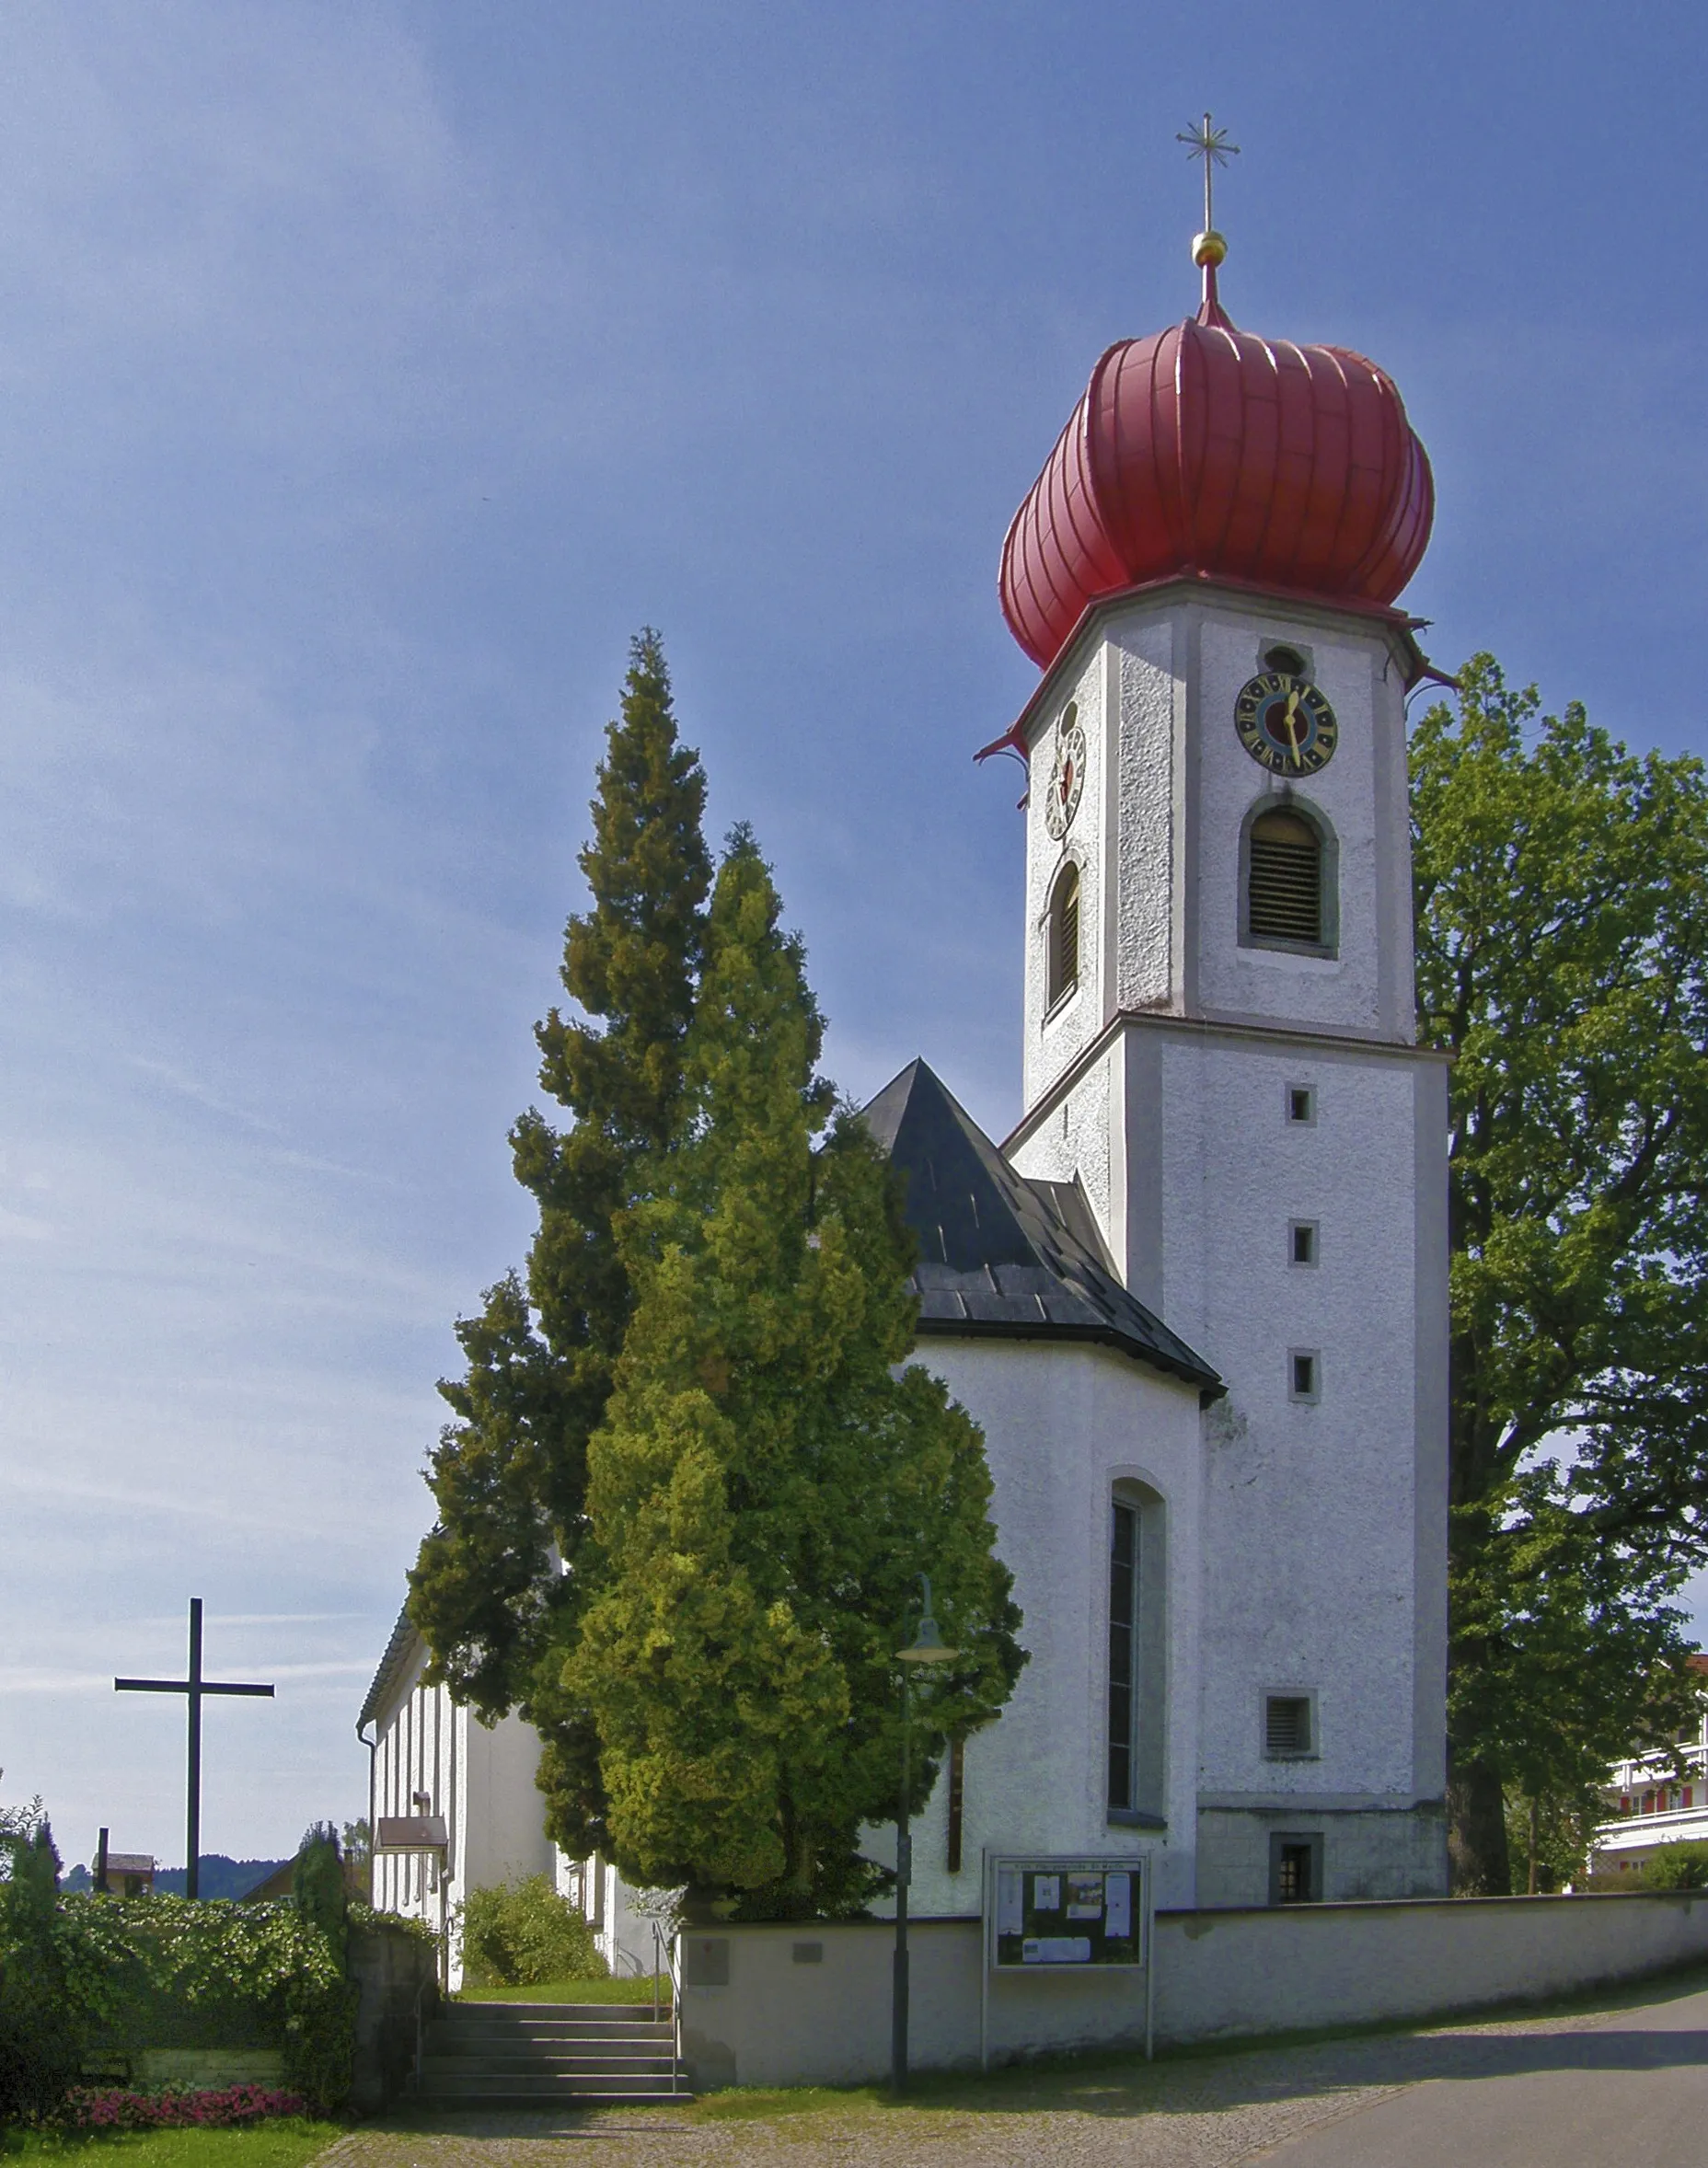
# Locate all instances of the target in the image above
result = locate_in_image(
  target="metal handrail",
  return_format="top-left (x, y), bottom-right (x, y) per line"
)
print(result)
top-left (666, 1926), bottom-right (683, 2093)
top-left (410, 1976), bottom-right (429, 2098)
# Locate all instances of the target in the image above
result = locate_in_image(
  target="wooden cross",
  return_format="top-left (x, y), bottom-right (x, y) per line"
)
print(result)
top-left (116, 1597), bottom-right (274, 1899)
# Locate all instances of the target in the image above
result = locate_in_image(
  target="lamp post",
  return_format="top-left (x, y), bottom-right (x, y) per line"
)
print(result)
top-left (893, 1576), bottom-right (958, 2095)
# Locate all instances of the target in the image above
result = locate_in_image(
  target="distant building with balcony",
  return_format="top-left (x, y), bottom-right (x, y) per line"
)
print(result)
top-left (1589, 1654), bottom-right (1708, 1879)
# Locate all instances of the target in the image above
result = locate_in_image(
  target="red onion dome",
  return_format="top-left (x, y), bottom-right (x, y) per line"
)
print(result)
top-left (999, 278), bottom-right (1434, 672)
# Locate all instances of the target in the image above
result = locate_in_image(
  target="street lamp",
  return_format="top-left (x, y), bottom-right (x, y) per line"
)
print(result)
top-left (893, 1575), bottom-right (958, 2094)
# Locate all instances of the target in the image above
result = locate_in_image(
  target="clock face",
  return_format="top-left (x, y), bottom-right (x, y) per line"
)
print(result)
top-left (1234, 672), bottom-right (1339, 777)
top-left (1044, 703), bottom-right (1086, 839)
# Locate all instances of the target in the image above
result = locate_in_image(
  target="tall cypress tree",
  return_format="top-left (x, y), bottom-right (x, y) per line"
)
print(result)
top-left (409, 630), bottom-right (711, 1854)
top-left (564, 829), bottom-right (1024, 1916)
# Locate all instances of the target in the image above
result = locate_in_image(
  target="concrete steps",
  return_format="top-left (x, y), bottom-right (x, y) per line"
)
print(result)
top-left (418, 2001), bottom-right (688, 2109)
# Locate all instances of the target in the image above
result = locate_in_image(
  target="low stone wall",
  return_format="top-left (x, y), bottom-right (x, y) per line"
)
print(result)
top-left (680, 1921), bottom-right (1137, 2090)
top-left (349, 1921), bottom-right (440, 2115)
top-left (133, 2049), bottom-right (286, 2090)
top-left (677, 1891), bottom-right (1708, 2090)
top-left (1155, 1889), bottom-right (1708, 2044)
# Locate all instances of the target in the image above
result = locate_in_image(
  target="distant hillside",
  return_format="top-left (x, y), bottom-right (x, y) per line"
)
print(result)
top-left (63, 1854), bottom-right (289, 1900)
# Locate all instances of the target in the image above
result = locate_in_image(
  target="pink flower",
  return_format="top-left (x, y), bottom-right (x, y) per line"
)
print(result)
top-left (64, 2083), bottom-right (307, 2131)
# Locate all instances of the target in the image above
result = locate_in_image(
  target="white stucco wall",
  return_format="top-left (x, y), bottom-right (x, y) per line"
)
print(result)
top-left (1012, 1027), bottom-right (1448, 1815)
top-left (1189, 609), bottom-right (1414, 1038)
top-left (458, 1708), bottom-right (556, 1895)
top-left (1021, 648), bottom-right (1107, 1109)
top-left (1006, 582), bottom-right (1450, 1898)
top-left (1114, 622), bottom-right (1176, 1012)
top-left (1018, 586), bottom-right (1417, 1062)
top-left (369, 1643), bottom-right (454, 1936)
top-left (1010, 1042), bottom-right (1117, 1257)
top-left (678, 1894), bottom-right (1708, 2087)
top-left (369, 1643), bottom-right (557, 1989)
top-left (1155, 1031), bottom-right (1436, 1803)
top-left (875, 1339), bottom-right (1205, 1915)
top-left (586, 1856), bottom-right (664, 1978)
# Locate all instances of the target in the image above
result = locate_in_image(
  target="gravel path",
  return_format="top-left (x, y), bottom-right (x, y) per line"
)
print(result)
top-left (314, 1972), bottom-right (1706, 2168)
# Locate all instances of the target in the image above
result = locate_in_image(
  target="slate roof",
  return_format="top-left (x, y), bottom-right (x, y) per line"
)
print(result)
top-left (861, 1059), bottom-right (1221, 1395)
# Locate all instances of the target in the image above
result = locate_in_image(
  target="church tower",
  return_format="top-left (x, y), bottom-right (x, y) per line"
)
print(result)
top-left (997, 181), bottom-right (1450, 1902)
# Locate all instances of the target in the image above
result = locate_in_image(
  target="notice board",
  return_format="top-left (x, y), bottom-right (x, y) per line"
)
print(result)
top-left (987, 1855), bottom-right (1148, 1970)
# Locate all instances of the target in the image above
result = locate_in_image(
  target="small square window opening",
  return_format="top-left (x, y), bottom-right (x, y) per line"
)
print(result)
top-left (1289, 1221), bottom-right (1317, 1266)
top-left (1289, 1350), bottom-right (1320, 1401)
top-left (1265, 1694), bottom-right (1314, 1758)
top-left (1269, 1835), bottom-right (1321, 1904)
top-left (1287, 1085), bottom-right (1315, 1125)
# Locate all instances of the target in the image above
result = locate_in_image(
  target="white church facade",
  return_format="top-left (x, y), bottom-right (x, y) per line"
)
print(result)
top-left (361, 221), bottom-right (1452, 1976)
top-left (990, 587), bottom-right (1450, 1909)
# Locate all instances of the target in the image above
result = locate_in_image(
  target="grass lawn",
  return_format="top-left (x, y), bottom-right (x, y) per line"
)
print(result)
top-left (455, 1977), bottom-right (668, 2005)
top-left (0, 2123), bottom-right (341, 2168)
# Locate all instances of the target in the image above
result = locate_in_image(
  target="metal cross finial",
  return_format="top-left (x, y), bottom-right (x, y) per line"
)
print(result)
top-left (1177, 111), bottom-right (1240, 234)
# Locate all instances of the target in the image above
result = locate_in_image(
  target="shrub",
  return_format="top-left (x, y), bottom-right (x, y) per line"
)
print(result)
top-left (456, 1875), bottom-right (606, 1988)
top-left (1640, 1840), bottom-right (1708, 1890)
top-left (0, 1800), bottom-right (82, 2122)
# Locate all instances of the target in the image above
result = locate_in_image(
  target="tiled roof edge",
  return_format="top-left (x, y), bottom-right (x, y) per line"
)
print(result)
top-left (358, 1602), bottom-right (423, 1733)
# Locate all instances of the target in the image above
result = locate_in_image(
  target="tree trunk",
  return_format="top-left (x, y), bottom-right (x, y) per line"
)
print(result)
top-left (1447, 1752), bottom-right (1511, 1894)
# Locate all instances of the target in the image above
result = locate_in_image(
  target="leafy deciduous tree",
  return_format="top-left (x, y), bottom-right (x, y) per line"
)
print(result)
top-left (1412, 655), bottom-right (1708, 1891)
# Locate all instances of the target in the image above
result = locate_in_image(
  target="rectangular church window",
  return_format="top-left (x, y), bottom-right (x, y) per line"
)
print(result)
top-left (1290, 1221), bottom-right (1317, 1265)
top-left (1287, 1085), bottom-right (1314, 1124)
top-left (1290, 1351), bottom-right (1320, 1401)
top-left (1107, 1501), bottom-right (1140, 1812)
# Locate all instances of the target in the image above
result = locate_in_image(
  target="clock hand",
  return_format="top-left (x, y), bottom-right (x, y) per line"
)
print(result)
top-left (1282, 689), bottom-right (1303, 767)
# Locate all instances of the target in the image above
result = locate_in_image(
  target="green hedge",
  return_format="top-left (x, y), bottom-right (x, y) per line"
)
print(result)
top-left (2, 1806), bottom-right (364, 2124)
top-left (3, 1854), bottom-right (357, 2122)
top-left (58, 1895), bottom-right (355, 2112)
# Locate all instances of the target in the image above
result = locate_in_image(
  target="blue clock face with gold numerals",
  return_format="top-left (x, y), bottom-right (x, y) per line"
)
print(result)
top-left (1234, 672), bottom-right (1339, 777)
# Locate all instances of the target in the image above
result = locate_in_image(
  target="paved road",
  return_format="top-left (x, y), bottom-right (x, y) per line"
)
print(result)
top-left (1252, 1977), bottom-right (1708, 2166)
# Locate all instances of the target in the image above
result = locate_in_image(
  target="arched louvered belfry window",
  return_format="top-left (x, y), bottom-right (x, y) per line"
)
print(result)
top-left (1246, 805), bottom-right (1330, 951)
top-left (1048, 861), bottom-right (1080, 1007)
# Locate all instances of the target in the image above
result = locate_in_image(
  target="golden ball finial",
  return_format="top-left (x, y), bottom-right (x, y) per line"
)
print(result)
top-left (1192, 229), bottom-right (1228, 269)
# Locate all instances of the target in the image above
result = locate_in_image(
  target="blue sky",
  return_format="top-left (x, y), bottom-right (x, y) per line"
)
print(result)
top-left (2, 0), bottom-right (1704, 1866)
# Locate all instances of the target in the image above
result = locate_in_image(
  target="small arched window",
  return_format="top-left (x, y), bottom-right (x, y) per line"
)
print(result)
top-left (1048, 862), bottom-right (1080, 1008)
top-left (1247, 807), bottom-right (1324, 948)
